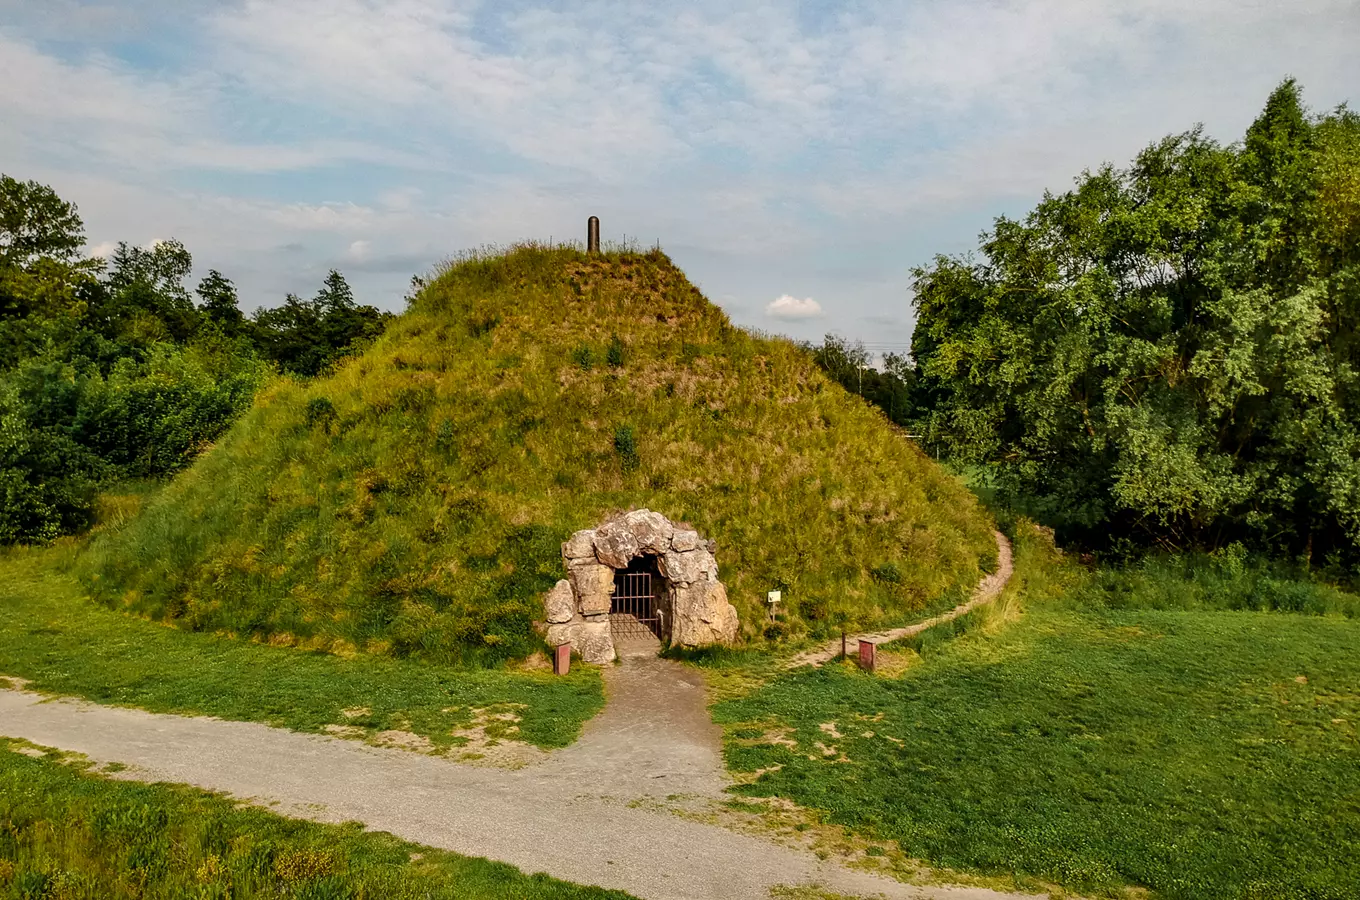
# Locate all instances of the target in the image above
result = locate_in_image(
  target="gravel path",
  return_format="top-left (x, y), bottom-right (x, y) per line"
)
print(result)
top-left (0, 649), bottom-right (1033, 900)
top-left (788, 531), bottom-right (1014, 668)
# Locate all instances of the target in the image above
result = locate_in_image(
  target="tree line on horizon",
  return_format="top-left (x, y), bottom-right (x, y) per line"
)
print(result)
top-left (0, 175), bottom-right (392, 542)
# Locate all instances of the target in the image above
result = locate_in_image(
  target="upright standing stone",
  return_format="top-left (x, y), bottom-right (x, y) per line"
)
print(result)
top-left (587, 216), bottom-right (600, 254)
top-left (544, 579), bottom-right (576, 624)
top-left (569, 563), bottom-right (615, 615)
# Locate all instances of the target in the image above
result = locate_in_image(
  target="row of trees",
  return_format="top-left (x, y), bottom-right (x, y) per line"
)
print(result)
top-left (803, 336), bottom-right (921, 429)
top-left (815, 80), bottom-right (1360, 564)
top-left (0, 174), bottom-right (393, 542)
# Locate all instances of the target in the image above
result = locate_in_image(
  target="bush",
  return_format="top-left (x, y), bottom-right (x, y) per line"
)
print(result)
top-left (1075, 551), bottom-right (1360, 618)
top-left (613, 424), bottom-right (639, 472)
top-left (869, 562), bottom-right (903, 584)
top-left (571, 343), bottom-right (595, 371)
top-left (303, 397), bottom-right (338, 433)
top-left (606, 333), bottom-right (625, 368)
top-left (0, 344), bottom-right (265, 543)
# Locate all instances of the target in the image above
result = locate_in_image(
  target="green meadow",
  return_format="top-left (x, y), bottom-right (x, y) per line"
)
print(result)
top-left (708, 525), bottom-right (1360, 900)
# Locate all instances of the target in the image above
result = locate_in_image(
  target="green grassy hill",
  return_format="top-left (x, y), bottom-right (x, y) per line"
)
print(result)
top-left (82, 244), bottom-right (996, 665)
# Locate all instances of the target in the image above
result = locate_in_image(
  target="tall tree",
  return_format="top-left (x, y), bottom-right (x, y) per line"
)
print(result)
top-left (196, 269), bottom-right (246, 336)
top-left (0, 175), bottom-right (84, 268)
top-left (909, 80), bottom-right (1360, 560)
top-left (95, 239), bottom-right (199, 343)
top-left (251, 270), bottom-right (392, 377)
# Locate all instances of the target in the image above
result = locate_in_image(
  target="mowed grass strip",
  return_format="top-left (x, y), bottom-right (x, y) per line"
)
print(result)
top-left (0, 741), bottom-right (634, 900)
top-left (713, 529), bottom-right (1360, 900)
top-left (0, 545), bottom-right (603, 751)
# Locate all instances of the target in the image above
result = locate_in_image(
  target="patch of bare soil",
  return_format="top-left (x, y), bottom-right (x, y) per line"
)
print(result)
top-left (373, 730), bottom-right (435, 753)
top-left (444, 703), bottom-right (546, 769)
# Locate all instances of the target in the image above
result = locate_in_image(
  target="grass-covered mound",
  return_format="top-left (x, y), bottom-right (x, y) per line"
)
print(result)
top-left (82, 245), bottom-right (996, 664)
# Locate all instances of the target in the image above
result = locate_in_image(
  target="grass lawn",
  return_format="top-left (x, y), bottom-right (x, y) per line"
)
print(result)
top-left (0, 740), bottom-right (633, 899)
top-left (710, 528), bottom-right (1360, 900)
top-left (0, 543), bottom-right (603, 753)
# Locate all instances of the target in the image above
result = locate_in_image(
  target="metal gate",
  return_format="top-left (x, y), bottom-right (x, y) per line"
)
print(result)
top-left (611, 570), bottom-right (662, 639)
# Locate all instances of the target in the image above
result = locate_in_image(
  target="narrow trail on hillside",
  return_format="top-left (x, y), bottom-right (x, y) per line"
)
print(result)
top-left (0, 648), bottom-right (1032, 900)
top-left (788, 531), bottom-right (1014, 669)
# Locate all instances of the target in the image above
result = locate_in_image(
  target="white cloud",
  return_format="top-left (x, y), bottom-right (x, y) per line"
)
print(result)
top-left (766, 294), bottom-right (823, 320)
top-left (2, 0), bottom-right (1357, 338)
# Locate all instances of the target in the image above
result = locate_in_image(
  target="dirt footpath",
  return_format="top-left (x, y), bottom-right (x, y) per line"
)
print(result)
top-left (0, 655), bottom-right (1033, 900)
top-left (789, 531), bottom-right (1014, 668)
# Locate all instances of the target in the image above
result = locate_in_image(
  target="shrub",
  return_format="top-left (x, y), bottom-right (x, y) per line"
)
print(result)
top-left (303, 397), bottom-right (337, 432)
top-left (870, 563), bottom-right (904, 584)
top-left (613, 424), bottom-right (640, 472)
top-left (570, 343), bottom-right (595, 370)
top-left (606, 333), bottom-right (625, 368)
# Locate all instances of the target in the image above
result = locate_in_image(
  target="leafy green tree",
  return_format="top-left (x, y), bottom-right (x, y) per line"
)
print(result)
top-left (196, 269), bottom-right (246, 336)
top-left (807, 334), bottom-right (919, 426)
top-left (0, 175), bottom-right (84, 268)
top-left (0, 175), bottom-right (99, 367)
top-left (0, 175), bottom-right (271, 543)
top-left (909, 80), bottom-right (1360, 561)
top-left (93, 239), bottom-right (199, 344)
top-left (315, 268), bottom-right (355, 312)
top-left (251, 270), bottom-right (392, 377)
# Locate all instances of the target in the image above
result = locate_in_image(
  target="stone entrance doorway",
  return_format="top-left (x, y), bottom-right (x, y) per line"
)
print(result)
top-left (610, 557), bottom-right (665, 640)
top-left (542, 508), bottom-right (741, 663)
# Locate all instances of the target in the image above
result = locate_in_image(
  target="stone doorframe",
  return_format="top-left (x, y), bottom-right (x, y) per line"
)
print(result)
top-left (542, 509), bottom-right (740, 663)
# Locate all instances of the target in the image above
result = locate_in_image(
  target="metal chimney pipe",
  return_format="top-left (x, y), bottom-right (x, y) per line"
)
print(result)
top-left (587, 216), bottom-right (600, 254)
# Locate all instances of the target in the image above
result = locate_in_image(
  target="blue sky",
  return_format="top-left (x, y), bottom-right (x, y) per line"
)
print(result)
top-left (2, 0), bottom-right (1357, 353)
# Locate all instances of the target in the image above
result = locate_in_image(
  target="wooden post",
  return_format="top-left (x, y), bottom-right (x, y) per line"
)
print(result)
top-left (841, 628), bottom-right (847, 660)
top-left (553, 642), bottom-right (572, 676)
top-left (858, 639), bottom-right (877, 673)
top-left (587, 216), bottom-right (600, 254)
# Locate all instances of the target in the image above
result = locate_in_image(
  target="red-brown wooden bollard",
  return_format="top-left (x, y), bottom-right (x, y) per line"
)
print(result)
top-left (553, 642), bottom-right (572, 676)
top-left (858, 639), bottom-right (877, 673)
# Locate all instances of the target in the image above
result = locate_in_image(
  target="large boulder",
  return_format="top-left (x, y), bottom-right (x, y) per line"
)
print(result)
top-left (568, 562), bottom-right (615, 615)
top-left (659, 548), bottom-right (717, 585)
top-left (671, 529), bottom-right (701, 552)
top-left (671, 581), bottom-right (739, 647)
top-left (562, 529), bottom-right (597, 563)
top-left (623, 509), bottom-right (674, 555)
top-left (546, 617), bottom-right (615, 664)
top-left (543, 579), bottom-right (575, 624)
top-left (593, 518), bottom-right (641, 568)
